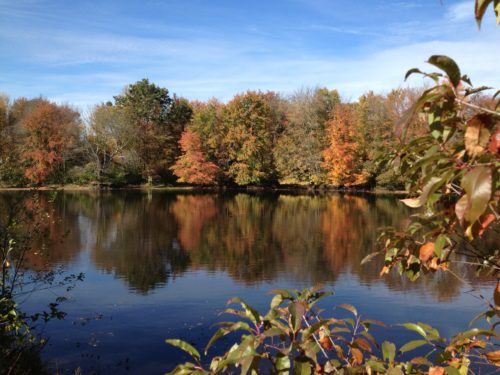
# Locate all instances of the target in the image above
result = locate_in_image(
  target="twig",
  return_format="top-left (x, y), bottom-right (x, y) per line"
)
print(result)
top-left (302, 315), bottom-right (329, 360)
top-left (456, 98), bottom-right (500, 117)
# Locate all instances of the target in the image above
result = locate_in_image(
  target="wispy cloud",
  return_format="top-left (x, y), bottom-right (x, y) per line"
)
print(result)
top-left (306, 24), bottom-right (380, 37)
top-left (0, 0), bottom-right (498, 109)
top-left (447, 1), bottom-right (474, 22)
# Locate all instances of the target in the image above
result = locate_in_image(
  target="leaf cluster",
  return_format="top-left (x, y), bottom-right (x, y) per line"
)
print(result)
top-left (166, 287), bottom-right (499, 374)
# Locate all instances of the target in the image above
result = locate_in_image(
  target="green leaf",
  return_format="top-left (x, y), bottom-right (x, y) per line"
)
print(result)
top-left (445, 366), bottom-right (461, 375)
top-left (460, 166), bottom-right (492, 225)
top-left (434, 235), bottom-right (447, 258)
top-left (461, 75), bottom-right (473, 86)
top-left (453, 328), bottom-right (497, 341)
top-left (264, 327), bottom-right (287, 339)
top-left (240, 356), bottom-right (259, 375)
top-left (366, 359), bottom-right (386, 372)
top-left (302, 319), bottom-right (332, 340)
top-left (294, 359), bottom-right (312, 375)
top-left (166, 363), bottom-right (198, 375)
top-left (405, 68), bottom-right (424, 81)
top-left (469, 310), bottom-right (496, 326)
top-left (386, 368), bottom-right (404, 375)
top-left (227, 297), bottom-right (261, 326)
top-left (289, 301), bottom-right (306, 332)
top-left (204, 321), bottom-right (253, 354)
top-left (419, 176), bottom-right (444, 205)
top-left (204, 327), bottom-right (229, 354)
top-left (271, 289), bottom-right (293, 300)
top-left (225, 336), bottom-right (257, 364)
top-left (275, 354), bottom-right (291, 372)
top-left (465, 85), bottom-right (493, 96)
top-left (427, 55), bottom-right (461, 87)
top-left (381, 341), bottom-right (396, 364)
top-left (270, 294), bottom-right (283, 309)
top-left (399, 339), bottom-right (428, 353)
top-left (166, 339), bottom-right (201, 363)
top-left (399, 323), bottom-right (427, 338)
top-left (401, 198), bottom-right (422, 208)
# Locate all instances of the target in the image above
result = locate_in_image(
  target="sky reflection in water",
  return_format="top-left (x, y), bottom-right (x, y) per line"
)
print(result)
top-left (6, 191), bottom-right (494, 374)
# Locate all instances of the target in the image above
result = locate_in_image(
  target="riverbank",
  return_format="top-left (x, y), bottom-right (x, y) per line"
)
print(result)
top-left (0, 183), bottom-right (408, 195)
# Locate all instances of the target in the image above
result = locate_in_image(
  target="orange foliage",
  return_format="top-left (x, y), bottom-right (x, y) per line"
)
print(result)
top-left (21, 100), bottom-right (79, 184)
top-left (322, 104), bottom-right (367, 186)
top-left (171, 130), bottom-right (220, 185)
top-left (170, 195), bottom-right (218, 252)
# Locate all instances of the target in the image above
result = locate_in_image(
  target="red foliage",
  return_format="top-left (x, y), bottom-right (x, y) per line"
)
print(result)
top-left (171, 130), bottom-right (219, 185)
top-left (21, 100), bottom-right (78, 185)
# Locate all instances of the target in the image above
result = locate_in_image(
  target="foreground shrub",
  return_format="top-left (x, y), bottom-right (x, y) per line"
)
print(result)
top-left (166, 287), bottom-right (498, 374)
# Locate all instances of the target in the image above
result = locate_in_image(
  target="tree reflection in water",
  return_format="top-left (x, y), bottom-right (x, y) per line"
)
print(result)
top-left (5, 191), bottom-right (494, 299)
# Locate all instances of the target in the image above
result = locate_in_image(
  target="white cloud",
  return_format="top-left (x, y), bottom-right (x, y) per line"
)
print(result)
top-left (1, 0), bottom-right (499, 109)
top-left (447, 1), bottom-right (474, 22)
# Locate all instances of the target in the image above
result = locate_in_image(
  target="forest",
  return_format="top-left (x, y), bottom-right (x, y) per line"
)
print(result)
top-left (0, 81), bottom-right (439, 190)
top-left (1, 0), bottom-right (500, 373)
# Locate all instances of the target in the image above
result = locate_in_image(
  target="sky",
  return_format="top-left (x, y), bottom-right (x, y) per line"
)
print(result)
top-left (0, 0), bottom-right (499, 109)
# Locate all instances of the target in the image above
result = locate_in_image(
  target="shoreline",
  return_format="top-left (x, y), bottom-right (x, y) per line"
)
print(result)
top-left (0, 184), bottom-right (408, 196)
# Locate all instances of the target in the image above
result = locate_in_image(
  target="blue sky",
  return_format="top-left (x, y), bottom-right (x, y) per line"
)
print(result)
top-left (0, 0), bottom-right (499, 109)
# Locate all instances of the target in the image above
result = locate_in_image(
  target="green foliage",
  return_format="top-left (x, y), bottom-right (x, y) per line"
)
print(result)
top-left (85, 103), bottom-right (139, 184)
top-left (274, 88), bottom-right (339, 185)
top-left (167, 6), bottom-right (499, 373)
top-left (166, 287), bottom-right (498, 374)
top-left (188, 99), bottom-right (225, 165)
top-left (367, 55), bottom-right (499, 283)
top-left (66, 163), bottom-right (97, 185)
top-left (114, 78), bottom-right (172, 125)
top-left (0, 158), bottom-right (27, 187)
top-left (222, 91), bottom-right (278, 185)
top-left (1, 83), bottom-right (422, 189)
top-left (113, 79), bottom-right (191, 181)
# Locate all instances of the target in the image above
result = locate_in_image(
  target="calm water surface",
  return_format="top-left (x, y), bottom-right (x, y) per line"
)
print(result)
top-left (6, 191), bottom-right (495, 374)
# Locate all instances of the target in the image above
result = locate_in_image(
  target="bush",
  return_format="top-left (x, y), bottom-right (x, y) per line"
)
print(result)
top-left (66, 163), bottom-right (97, 185)
top-left (166, 287), bottom-right (498, 374)
top-left (0, 158), bottom-right (27, 187)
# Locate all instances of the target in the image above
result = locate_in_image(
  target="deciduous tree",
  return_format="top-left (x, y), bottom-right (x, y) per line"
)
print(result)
top-left (21, 100), bottom-right (80, 185)
top-left (171, 129), bottom-right (219, 185)
top-left (86, 103), bottom-right (139, 183)
top-left (114, 79), bottom-right (192, 182)
top-left (323, 103), bottom-right (367, 186)
top-left (222, 91), bottom-right (278, 185)
top-left (274, 88), bottom-right (340, 185)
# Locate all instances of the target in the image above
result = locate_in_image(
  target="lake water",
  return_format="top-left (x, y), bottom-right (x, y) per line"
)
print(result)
top-left (5, 191), bottom-right (495, 374)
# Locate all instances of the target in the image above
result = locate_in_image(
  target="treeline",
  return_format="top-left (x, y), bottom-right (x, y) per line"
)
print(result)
top-left (0, 79), bottom-right (427, 189)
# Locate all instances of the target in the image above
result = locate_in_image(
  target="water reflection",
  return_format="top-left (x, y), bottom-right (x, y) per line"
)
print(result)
top-left (3, 191), bottom-right (493, 299)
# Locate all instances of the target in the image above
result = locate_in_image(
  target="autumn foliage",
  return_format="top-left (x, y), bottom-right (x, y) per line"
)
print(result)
top-left (323, 104), bottom-right (367, 186)
top-left (21, 100), bottom-right (80, 185)
top-left (171, 130), bottom-right (219, 185)
top-left (1, 81), bottom-right (430, 189)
